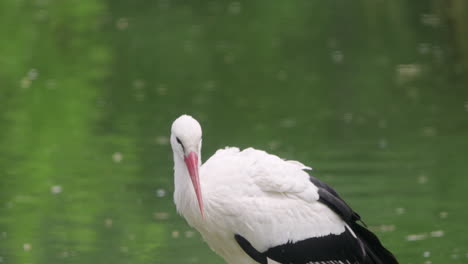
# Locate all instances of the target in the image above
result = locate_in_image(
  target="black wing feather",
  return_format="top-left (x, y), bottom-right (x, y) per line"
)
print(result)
top-left (235, 230), bottom-right (364, 264)
top-left (311, 176), bottom-right (398, 264)
top-left (234, 234), bottom-right (267, 264)
top-left (310, 176), bottom-right (363, 224)
top-left (265, 228), bottom-right (365, 263)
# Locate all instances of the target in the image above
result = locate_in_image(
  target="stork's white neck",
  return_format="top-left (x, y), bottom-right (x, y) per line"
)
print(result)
top-left (173, 153), bottom-right (203, 222)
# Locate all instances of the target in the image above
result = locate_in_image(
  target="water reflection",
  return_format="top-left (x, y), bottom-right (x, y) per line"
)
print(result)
top-left (0, 0), bottom-right (467, 264)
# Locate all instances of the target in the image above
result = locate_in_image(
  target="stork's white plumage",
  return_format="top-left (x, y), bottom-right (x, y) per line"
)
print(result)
top-left (170, 115), bottom-right (398, 264)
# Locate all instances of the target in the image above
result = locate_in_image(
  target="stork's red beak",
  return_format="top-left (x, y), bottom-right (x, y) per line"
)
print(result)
top-left (184, 152), bottom-right (204, 217)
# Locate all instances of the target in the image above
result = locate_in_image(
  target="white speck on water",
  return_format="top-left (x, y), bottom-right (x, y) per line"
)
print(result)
top-left (104, 218), bottom-right (113, 228)
top-left (189, 25), bottom-right (202, 36)
top-left (23, 243), bottom-right (32, 251)
top-left (46, 79), bottom-right (57, 89)
top-left (421, 14), bottom-right (440, 27)
top-left (132, 79), bottom-right (145, 89)
top-left (406, 230), bottom-right (444, 242)
top-left (112, 152), bottom-right (123, 163)
top-left (430, 230), bottom-right (444, 237)
top-left (188, 257), bottom-right (200, 263)
top-left (34, 9), bottom-right (48, 21)
top-left (277, 70), bottom-right (288, 81)
top-left (171, 230), bottom-right (180, 238)
top-left (184, 41), bottom-right (194, 53)
top-left (377, 224), bottom-right (395, 232)
top-left (59, 251), bottom-right (69, 258)
top-left (155, 188), bottom-right (166, 197)
top-left (156, 84), bottom-right (168, 95)
top-left (193, 95), bottom-right (208, 105)
top-left (418, 43), bottom-right (431, 54)
top-left (452, 254), bottom-right (459, 259)
top-left (280, 118), bottom-right (296, 128)
top-left (396, 64), bottom-right (422, 84)
top-left (424, 261), bottom-right (432, 264)
top-left (422, 126), bottom-right (437, 137)
top-left (356, 115), bottom-right (366, 125)
top-left (155, 136), bottom-right (169, 145)
top-left (120, 246), bottom-right (129, 253)
top-left (116, 17), bottom-right (129, 30)
top-left (224, 53), bottom-right (235, 64)
top-left (439, 211), bottom-right (448, 219)
top-left (268, 141), bottom-right (280, 151)
top-left (423, 251), bottom-right (431, 258)
top-left (406, 233), bottom-right (427, 241)
top-left (331, 50), bottom-right (344, 64)
top-left (153, 212), bottom-right (169, 220)
top-left (343, 113), bottom-right (353, 124)
top-left (20, 77), bottom-right (31, 89)
top-left (50, 185), bottom-right (62, 194)
top-left (133, 80), bottom-right (146, 101)
top-left (418, 174), bottom-right (428, 184)
top-left (20, 69), bottom-right (40, 89)
top-left (185, 230), bottom-right (195, 238)
top-left (378, 139), bottom-right (387, 149)
top-left (378, 120), bottom-right (387, 129)
top-left (203, 80), bottom-right (216, 91)
top-left (395, 207), bottom-right (405, 215)
top-left (228, 2), bottom-right (241, 15)
top-left (28, 69), bottom-right (38, 80)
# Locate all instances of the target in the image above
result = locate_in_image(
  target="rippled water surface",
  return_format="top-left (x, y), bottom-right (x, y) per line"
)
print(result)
top-left (1, 1), bottom-right (468, 263)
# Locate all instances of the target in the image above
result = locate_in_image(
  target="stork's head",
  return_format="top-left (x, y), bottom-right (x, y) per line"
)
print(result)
top-left (170, 115), bottom-right (203, 217)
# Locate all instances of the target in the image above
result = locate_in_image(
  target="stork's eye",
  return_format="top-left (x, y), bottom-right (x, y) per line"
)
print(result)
top-left (176, 137), bottom-right (184, 149)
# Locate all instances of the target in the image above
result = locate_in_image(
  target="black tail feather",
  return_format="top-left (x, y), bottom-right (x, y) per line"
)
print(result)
top-left (351, 223), bottom-right (399, 264)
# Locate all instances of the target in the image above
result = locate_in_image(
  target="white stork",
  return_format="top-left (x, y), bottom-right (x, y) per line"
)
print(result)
top-left (170, 115), bottom-right (398, 264)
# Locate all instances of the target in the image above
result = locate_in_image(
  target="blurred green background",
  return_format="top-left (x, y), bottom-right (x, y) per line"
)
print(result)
top-left (1, 0), bottom-right (468, 263)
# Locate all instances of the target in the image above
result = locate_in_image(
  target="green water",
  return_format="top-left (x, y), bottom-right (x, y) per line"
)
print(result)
top-left (1, 1), bottom-right (468, 263)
